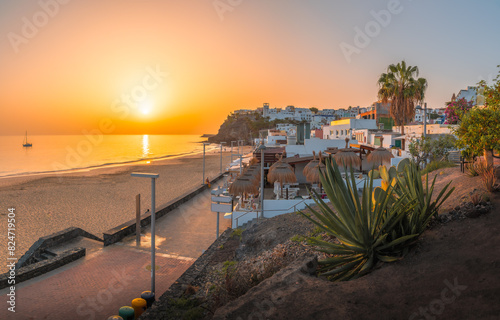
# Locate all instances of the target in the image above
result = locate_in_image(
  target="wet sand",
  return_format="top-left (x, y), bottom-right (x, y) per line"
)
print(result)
top-left (0, 147), bottom-right (251, 273)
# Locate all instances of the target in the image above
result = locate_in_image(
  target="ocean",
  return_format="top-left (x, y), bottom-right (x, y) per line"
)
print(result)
top-left (0, 134), bottom-right (218, 178)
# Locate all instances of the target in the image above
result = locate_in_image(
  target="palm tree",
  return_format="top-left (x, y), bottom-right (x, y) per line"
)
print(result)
top-left (377, 61), bottom-right (428, 135)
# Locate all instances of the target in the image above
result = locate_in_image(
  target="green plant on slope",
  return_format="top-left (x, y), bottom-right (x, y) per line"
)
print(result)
top-left (299, 160), bottom-right (418, 281)
top-left (393, 162), bottom-right (455, 240)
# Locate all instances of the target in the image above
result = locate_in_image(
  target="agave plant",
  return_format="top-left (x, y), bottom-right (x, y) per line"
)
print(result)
top-left (393, 162), bottom-right (455, 237)
top-left (300, 159), bottom-right (418, 281)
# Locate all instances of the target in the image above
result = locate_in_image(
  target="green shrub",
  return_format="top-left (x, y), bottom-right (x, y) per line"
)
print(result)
top-left (231, 228), bottom-right (243, 240)
top-left (222, 260), bottom-right (237, 273)
top-left (290, 235), bottom-right (306, 243)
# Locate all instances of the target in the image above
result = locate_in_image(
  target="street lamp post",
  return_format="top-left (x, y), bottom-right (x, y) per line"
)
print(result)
top-left (203, 143), bottom-right (210, 185)
top-left (256, 144), bottom-right (266, 218)
top-left (131, 172), bottom-right (159, 294)
top-left (230, 141), bottom-right (237, 163)
top-left (220, 142), bottom-right (226, 174)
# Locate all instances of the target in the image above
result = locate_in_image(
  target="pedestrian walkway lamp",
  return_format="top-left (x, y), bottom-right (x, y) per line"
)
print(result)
top-left (203, 143), bottom-right (210, 185)
top-left (255, 144), bottom-right (266, 218)
top-left (131, 172), bottom-right (159, 294)
top-left (220, 142), bottom-right (226, 174)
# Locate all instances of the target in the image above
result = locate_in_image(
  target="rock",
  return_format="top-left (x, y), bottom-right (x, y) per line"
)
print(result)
top-left (208, 113), bottom-right (272, 144)
top-left (212, 254), bottom-right (318, 320)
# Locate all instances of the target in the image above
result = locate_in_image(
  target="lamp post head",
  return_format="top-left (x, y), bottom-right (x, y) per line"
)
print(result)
top-left (131, 172), bottom-right (159, 179)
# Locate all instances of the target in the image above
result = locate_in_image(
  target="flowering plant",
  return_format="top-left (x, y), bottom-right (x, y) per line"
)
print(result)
top-left (444, 98), bottom-right (473, 124)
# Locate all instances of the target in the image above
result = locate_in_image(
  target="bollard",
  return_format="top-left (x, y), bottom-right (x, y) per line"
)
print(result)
top-left (141, 291), bottom-right (155, 308)
top-left (132, 298), bottom-right (147, 318)
top-left (118, 306), bottom-right (135, 320)
top-left (107, 316), bottom-right (123, 320)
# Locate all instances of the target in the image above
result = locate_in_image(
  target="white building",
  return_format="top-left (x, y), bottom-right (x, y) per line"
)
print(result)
top-left (414, 105), bottom-right (430, 123)
top-left (353, 129), bottom-right (402, 149)
top-left (265, 129), bottom-right (287, 146)
top-left (323, 119), bottom-right (378, 140)
top-left (285, 138), bottom-right (349, 157)
top-left (457, 86), bottom-right (477, 104)
top-left (262, 103), bottom-right (313, 122)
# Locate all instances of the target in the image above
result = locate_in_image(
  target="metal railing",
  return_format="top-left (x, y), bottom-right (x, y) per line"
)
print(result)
top-left (234, 198), bottom-right (313, 227)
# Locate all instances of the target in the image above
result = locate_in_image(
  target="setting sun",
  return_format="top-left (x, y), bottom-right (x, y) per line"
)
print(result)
top-left (140, 101), bottom-right (153, 115)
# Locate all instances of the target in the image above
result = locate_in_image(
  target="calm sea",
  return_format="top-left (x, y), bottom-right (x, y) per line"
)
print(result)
top-left (0, 134), bottom-right (217, 178)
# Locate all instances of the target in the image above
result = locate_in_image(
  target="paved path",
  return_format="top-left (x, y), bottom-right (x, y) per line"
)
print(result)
top-left (0, 178), bottom-right (232, 319)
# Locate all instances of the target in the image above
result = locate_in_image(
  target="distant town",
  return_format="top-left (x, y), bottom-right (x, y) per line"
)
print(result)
top-left (226, 85), bottom-right (479, 158)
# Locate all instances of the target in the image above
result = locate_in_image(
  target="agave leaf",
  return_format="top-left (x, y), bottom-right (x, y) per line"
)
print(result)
top-left (376, 254), bottom-right (402, 263)
top-left (376, 234), bottom-right (419, 251)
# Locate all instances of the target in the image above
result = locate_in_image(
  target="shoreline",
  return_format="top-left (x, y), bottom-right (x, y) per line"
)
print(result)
top-left (0, 143), bottom-right (223, 181)
top-left (0, 146), bottom-right (244, 189)
top-left (0, 146), bottom-right (253, 273)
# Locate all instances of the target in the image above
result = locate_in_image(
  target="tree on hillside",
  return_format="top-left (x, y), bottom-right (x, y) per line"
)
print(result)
top-left (309, 107), bottom-right (319, 114)
top-left (454, 67), bottom-right (500, 167)
top-left (454, 106), bottom-right (500, 168)
top-left (478, 65), bottom-right (500, 109)
top-left (377, 60), bottom-right (428, 134)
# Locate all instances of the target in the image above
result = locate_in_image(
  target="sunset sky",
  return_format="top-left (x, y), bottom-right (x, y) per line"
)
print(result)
top-left (0, 0), bottom-right (499, 135)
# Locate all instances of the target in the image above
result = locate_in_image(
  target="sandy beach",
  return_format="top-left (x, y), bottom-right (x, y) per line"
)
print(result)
top-left (0, 147), bottom-right (252, 274)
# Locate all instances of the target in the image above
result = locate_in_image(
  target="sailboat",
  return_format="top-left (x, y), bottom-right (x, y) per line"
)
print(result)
top-left (23, 131), bottom-right (32, 147)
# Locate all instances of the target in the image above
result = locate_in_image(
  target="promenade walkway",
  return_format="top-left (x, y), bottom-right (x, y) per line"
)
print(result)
top-left (0, 178), bottom-right (231, 319)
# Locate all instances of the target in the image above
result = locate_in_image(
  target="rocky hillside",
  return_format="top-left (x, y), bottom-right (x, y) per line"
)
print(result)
top-left (139, 166), bottom-right (500, 319)
top-left (207, 112), bottom-right (303, 144)
top-left (207, 113), bottom-right (264, 144)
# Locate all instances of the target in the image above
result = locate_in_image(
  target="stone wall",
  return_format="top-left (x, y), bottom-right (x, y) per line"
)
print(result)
top-left (16, 227), bottom-right (101, 269)
top-left (0, 248), bottom-right (85, 289)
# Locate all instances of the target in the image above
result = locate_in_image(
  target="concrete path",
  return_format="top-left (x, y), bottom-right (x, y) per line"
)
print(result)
top-left (0, 178), bottom-right (232, 319)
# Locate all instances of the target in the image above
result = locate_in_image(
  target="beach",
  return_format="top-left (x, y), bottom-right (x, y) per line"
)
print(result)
top-left (0, 147), bottom-right (251, 274)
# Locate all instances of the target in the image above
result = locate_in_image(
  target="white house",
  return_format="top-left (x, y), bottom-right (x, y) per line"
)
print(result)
top-left (353, 129), bottom-right (402, 149)
top-left (323, 119), bottom-right (378, 140)
top-left (457, 86), bottom-right (477, 104)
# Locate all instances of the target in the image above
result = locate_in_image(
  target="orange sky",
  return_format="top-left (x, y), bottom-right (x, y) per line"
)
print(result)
top-left (0, 0), bottom-right (499, 135)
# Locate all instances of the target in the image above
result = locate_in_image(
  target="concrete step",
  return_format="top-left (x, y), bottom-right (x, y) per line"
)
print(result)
top-left (46, 236), bottom-right (103, 257)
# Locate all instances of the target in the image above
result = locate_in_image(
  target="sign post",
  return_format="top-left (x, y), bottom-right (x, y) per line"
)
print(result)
top-left (211, 186), bottom-right (232, 239)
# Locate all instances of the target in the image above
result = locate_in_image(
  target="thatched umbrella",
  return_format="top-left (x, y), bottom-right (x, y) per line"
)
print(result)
top-left (303, 151), bottom-right (319, 177)
top-left (305, 153), bottom-right (325, 183)
top-left (229, 178), bottom-right (258, 198)
top-left (267, 160), bottom-right (297, 198)
top-left (333, 137), bottom-right (361, 168)
top-left (241, 173), bottom-right (259, 186)
top-left (367, 137), bottom-right (394, 167)
top-left (305, 153), bottom-right (326, 194)
top-left (268, 154), bottom-right (284, 174)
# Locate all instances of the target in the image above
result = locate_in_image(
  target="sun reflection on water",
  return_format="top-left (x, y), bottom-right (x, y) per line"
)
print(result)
top-left (142, 134), bottom-right (150, 159)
